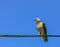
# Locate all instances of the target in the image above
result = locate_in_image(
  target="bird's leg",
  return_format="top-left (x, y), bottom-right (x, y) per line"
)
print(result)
top-left (40, 33), bottom-right (43, 36)
top-left (38, 32), bottom-right (43, 36)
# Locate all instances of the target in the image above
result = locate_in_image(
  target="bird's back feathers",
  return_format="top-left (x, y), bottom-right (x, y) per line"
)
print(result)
top-left (42, 23), bottom-right (48, 42)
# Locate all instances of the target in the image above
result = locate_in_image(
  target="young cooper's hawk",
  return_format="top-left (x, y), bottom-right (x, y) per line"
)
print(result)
top-left (35, 18), bottom-right (48, 42)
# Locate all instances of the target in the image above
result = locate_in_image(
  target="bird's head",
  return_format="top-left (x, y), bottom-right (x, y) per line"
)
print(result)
top-left (34, 18), bottom-right (41, 22)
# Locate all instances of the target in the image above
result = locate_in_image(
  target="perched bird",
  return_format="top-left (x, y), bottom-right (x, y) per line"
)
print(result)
top-left (35, 18), bottom-right (48, 42)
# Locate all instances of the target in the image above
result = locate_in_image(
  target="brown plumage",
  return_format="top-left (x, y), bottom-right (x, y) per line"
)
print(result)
top-left (35, 18), bottom-right (48, 42)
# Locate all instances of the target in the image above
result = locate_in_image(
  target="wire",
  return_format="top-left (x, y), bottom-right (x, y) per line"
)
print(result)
top-left (0, 34), bottom-right (60, 37)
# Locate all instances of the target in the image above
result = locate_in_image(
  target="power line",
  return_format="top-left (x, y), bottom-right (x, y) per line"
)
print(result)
top-left (0, 34), bottom-right (60, 37)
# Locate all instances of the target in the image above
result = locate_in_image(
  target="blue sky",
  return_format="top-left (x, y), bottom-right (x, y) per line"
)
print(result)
top-left (0, 0), bottom-right (60, 47)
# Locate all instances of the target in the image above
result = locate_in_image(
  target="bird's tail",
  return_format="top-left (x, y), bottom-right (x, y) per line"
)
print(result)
top-left (43, 35), bottom-right (48, 42)
top-left (39, 32), bottom-right (48, 42)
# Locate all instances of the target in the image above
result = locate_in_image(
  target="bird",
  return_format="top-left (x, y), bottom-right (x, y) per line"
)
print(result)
top-left (35, 18), bottom-right (48, 42)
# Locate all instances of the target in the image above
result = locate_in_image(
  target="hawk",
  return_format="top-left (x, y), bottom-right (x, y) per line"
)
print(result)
top-left (35, 18), bottom-right (48, 42)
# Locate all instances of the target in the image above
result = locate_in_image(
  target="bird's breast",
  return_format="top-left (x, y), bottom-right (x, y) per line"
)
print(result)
top-left (36, 22), bottom-right (43, 29)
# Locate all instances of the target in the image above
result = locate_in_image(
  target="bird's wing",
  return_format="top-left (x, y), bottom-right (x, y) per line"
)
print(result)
top-left (42, 23), bottom-right (48, 42)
